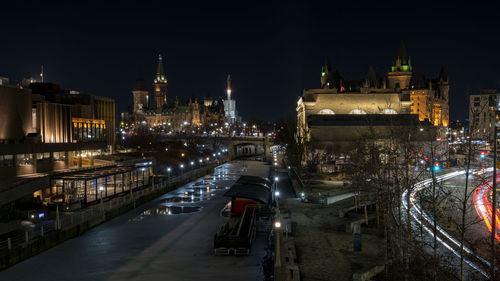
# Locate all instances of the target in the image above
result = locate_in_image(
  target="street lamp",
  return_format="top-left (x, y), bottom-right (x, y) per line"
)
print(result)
top-left (180, 164), bottom-right (184, 175)
top-left (274, 221), bottom-right (281, 228)
top-left (167, 167), bottom-right (171, 183)
top-left (99, 185), bottom-right (104, 211)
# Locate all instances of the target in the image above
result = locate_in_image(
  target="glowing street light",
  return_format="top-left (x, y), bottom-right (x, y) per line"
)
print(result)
top-left (274, 221), bottom-right (281, 228)
top-left (167, 167), bottom-right (172, 183)
top-left (99, 185), bottom-right (104, 211)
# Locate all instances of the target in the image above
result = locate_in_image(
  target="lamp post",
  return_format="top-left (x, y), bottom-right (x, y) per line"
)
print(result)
top-left (99, 185), bottom-right (104, 212)
top-left (491, 110), bottom-right (498, 280)
top-left (167, 167), bottom-right (171, 184)
top-left (274, 176), bottom-right (279, 202)
top-left (180, 164), bottom-right (184, 176)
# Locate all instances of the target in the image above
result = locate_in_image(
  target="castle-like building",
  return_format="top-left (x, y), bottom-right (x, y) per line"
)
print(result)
top-left (297, 41), bottom-right (449, 158)
top-left (124, 55), bottom-right (226, 132)
top-left (315, 41), bottom-right (449, 127)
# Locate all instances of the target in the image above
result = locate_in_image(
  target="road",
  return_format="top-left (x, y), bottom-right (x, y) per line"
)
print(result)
top-left (0, 161), bottom-right (271, 281)
top-left (402, 170), bottom-right (492, 280)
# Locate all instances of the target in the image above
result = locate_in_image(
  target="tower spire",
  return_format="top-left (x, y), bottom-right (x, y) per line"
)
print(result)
top-left (153, 54), bottom-right (167, 109)
top-left (156, 54), bottom-right (165, 78)
top-left (226, 74), bottom-right (232, 100)
top-left (439, 64), bottom-right (448, 82)
top-left (397, 40), bottom-right (408, 64)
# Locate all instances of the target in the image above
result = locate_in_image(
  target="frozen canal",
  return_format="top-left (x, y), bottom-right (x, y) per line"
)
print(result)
top-left (0, 161), bottom-right (270, 281)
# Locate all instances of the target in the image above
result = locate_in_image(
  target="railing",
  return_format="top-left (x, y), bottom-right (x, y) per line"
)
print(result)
top-left (0, 163), bottom-right (219, 253)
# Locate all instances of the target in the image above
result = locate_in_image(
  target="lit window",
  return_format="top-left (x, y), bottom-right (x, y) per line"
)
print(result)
top-left (382, 109), bottom-right (397, 114)
top-left (318, 109), bottom-right (335, 115)
top-left (350, 109), bottom-right (367, 115)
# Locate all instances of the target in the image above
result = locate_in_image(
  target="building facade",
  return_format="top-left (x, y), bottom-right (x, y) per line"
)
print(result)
top-left (297, 42), bottom-right (448, 167)
top-left (469, 89), bottom-right (500, 142)
top-left (0, 82), bottom-right (116, 180)
top-left (122, 56), bottom-right (226, 133)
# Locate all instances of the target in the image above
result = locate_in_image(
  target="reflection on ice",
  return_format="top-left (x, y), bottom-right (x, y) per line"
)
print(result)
top-left (142, 205), bottom-right (202, 215)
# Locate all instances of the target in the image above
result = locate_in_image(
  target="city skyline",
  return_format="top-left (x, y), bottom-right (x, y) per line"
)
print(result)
top-left (0, 1), bottom-right (499, 121)
top-left (2, 2), bottom-right (500, 281)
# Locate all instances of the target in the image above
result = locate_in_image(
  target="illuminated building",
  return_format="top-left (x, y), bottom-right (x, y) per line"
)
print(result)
top-left (122, 56), bottom-right (226, 132)
top-left (297, 41), bottom-right (448, 166)
top-left (408, 65), bottom-right (449, 127)
top-left (0, 83), bottom-right (115, 181)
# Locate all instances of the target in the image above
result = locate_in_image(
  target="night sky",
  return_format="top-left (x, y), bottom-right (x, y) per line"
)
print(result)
top-left (1, 1), bottom-right (499, 122)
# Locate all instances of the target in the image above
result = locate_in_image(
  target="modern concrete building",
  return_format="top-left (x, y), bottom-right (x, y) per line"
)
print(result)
top-left (0, 82), bottom-right (117, 180)
top-left (30, 82), bottom-right (116, 151)
top-left (469, 89), bottom-right (500, 142)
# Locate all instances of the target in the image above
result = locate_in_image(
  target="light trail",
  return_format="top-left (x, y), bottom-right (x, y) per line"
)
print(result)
top-left (402, 170), bottom-right (491, 279)
top-left (473, 177), bottom-right (500, 241)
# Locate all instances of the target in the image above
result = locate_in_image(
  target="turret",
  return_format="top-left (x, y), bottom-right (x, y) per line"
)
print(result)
top-left (387, 41), bottom-right (413, 90)
top-left (132, 78), bottom-right (148, 114)
top-left (437, 65), bottom-right (449, 101)
top-left (320, 57), bottom-right (332, 88)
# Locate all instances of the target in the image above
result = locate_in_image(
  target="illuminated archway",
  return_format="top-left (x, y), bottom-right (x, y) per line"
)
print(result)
top-left (382, 108), bottom-right (397, 114)
top-left (318, 109), bottom-right (335, 115)
top-left (350, 109), bottom-right (367, 115)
